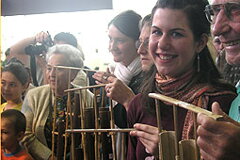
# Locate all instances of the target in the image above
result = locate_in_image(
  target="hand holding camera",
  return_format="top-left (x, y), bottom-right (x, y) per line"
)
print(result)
top-left (25, 31), bottom-right (54, 56)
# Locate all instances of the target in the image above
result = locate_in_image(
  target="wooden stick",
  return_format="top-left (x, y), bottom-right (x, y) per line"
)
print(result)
top-left (155, 99), bottom-right (162, 160)
top-left (51, 68), bottom-right (58, 160)
top-left (54, 65), bottom-right (83, 71)
top-left (67, 69), bottom-right (74, 160)
top-left (149, 93), bottom-right (223, 120)
top-left (64, 84), bottom-right (106, 92)
top-left (66, 128), bottom-right (135, 133)
top-left (109, 99), bottom-right (117, 160)
top-left (54, 65), bottom-right (99, 73)
top-left (93, 88), bottom-right (100, 160)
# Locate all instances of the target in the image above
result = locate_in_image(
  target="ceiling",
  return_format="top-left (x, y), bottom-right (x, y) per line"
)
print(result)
top-left (2, 0), bottom-right (113, 16)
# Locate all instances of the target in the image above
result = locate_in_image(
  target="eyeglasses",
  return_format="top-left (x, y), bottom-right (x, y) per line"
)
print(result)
top-left (135, 39), bottom-right (149, 50)
top-left (205, 2), bottom-right (240, 23)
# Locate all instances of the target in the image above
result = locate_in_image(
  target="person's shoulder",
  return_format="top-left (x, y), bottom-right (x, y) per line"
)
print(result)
top-left (202, 82), bottom-right (236, 97)
top-left (17, 148), bottom-right (34, 160)
top-left (0, 102), bottom-right (7, 111)
top-left (27, 84), bottom-right (50, 94)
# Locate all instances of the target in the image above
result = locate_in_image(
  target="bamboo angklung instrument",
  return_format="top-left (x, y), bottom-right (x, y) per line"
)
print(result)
top-left (65, 81), bottom-right (123, 159)
top-left (65, 83), bottom-right (139, 160)
top-left (149, 93), bottom-right (223, 160)
top-left (58, 65), bottom-right (138, 160)
top-left (51, 66), bottom-right (84, 160)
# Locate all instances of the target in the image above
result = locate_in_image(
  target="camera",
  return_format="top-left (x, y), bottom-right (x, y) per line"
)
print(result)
top-left (25, 32), bottom-right (54, 56)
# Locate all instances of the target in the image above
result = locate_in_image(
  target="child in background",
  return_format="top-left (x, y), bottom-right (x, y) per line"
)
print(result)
top-left (1, 58), bottom-right (30, 113)
top-left (1, 109), bottom-right (33, 160)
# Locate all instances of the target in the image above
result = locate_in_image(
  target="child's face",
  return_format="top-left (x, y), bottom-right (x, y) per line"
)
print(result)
top-left (1, 118), bottom-right (20, 150)
top-left (1, 71), bottom-right (27, 102)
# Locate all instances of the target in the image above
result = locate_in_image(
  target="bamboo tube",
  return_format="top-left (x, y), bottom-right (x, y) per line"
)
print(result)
top-left (193, 112), bottom-right (200, 160)
top-left (56, 121), bottom-right (64, 160)
top-left (73, 93), bottom-right (81, 158)
top-left (66, 70), bottom-right (74, 160)
top-left (79, 90), bottom-right (88, 159)
top-left (179, 139), bottom-right (198, 160)
top-left (149, 93), bottom-right (223, 120)
top-left (64, 84), bottom-right (106, 92)
top-left (66, 128), bottom-right (135, 133)
top-left (173, 105), bottom-right (180, 160)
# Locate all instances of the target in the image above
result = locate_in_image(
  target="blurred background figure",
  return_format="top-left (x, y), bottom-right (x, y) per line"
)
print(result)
top-left (1, 109), bottom-right (33, 160)
top-left (1, 58), bottom-right (30, 113)
top-left (21, 44), bottom-right (93, 159)
top-left (9, 31), bottom-right (88, 87)
top-left (213, 36), bottom-right (240, 86)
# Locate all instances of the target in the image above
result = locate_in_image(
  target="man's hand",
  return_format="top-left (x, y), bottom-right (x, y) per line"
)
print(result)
top-left (197, 102), bottom-right (240, 160)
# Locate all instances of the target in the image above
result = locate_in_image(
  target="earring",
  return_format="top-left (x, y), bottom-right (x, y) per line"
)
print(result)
top-left (197, 54), bottom-right (200, 72)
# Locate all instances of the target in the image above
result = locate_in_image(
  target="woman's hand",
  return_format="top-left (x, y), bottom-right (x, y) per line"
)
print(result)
top-left (92, 71), bottom-right (115, 84)
top-left (130, 123), bottom-right (159, 157)
top-left (105, 76), bottom-right (135, 110)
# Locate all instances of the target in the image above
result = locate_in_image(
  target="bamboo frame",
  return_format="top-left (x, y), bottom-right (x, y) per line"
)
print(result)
top-left (64, 77), bottom-right (121, 160)
top-left (51, 65), bottom-right (131, 160)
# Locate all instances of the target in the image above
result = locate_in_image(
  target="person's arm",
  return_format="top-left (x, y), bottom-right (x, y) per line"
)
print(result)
top-left (197, 102), bottom-right (240, 160)
top-left (10, 32), bottom-right (49, 66)
top-left (21, 91), bottom-right (52, 160)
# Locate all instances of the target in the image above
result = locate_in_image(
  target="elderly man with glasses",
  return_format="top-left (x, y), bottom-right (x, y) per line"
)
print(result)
top-left (197, 0), bottom-right (240, 160)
